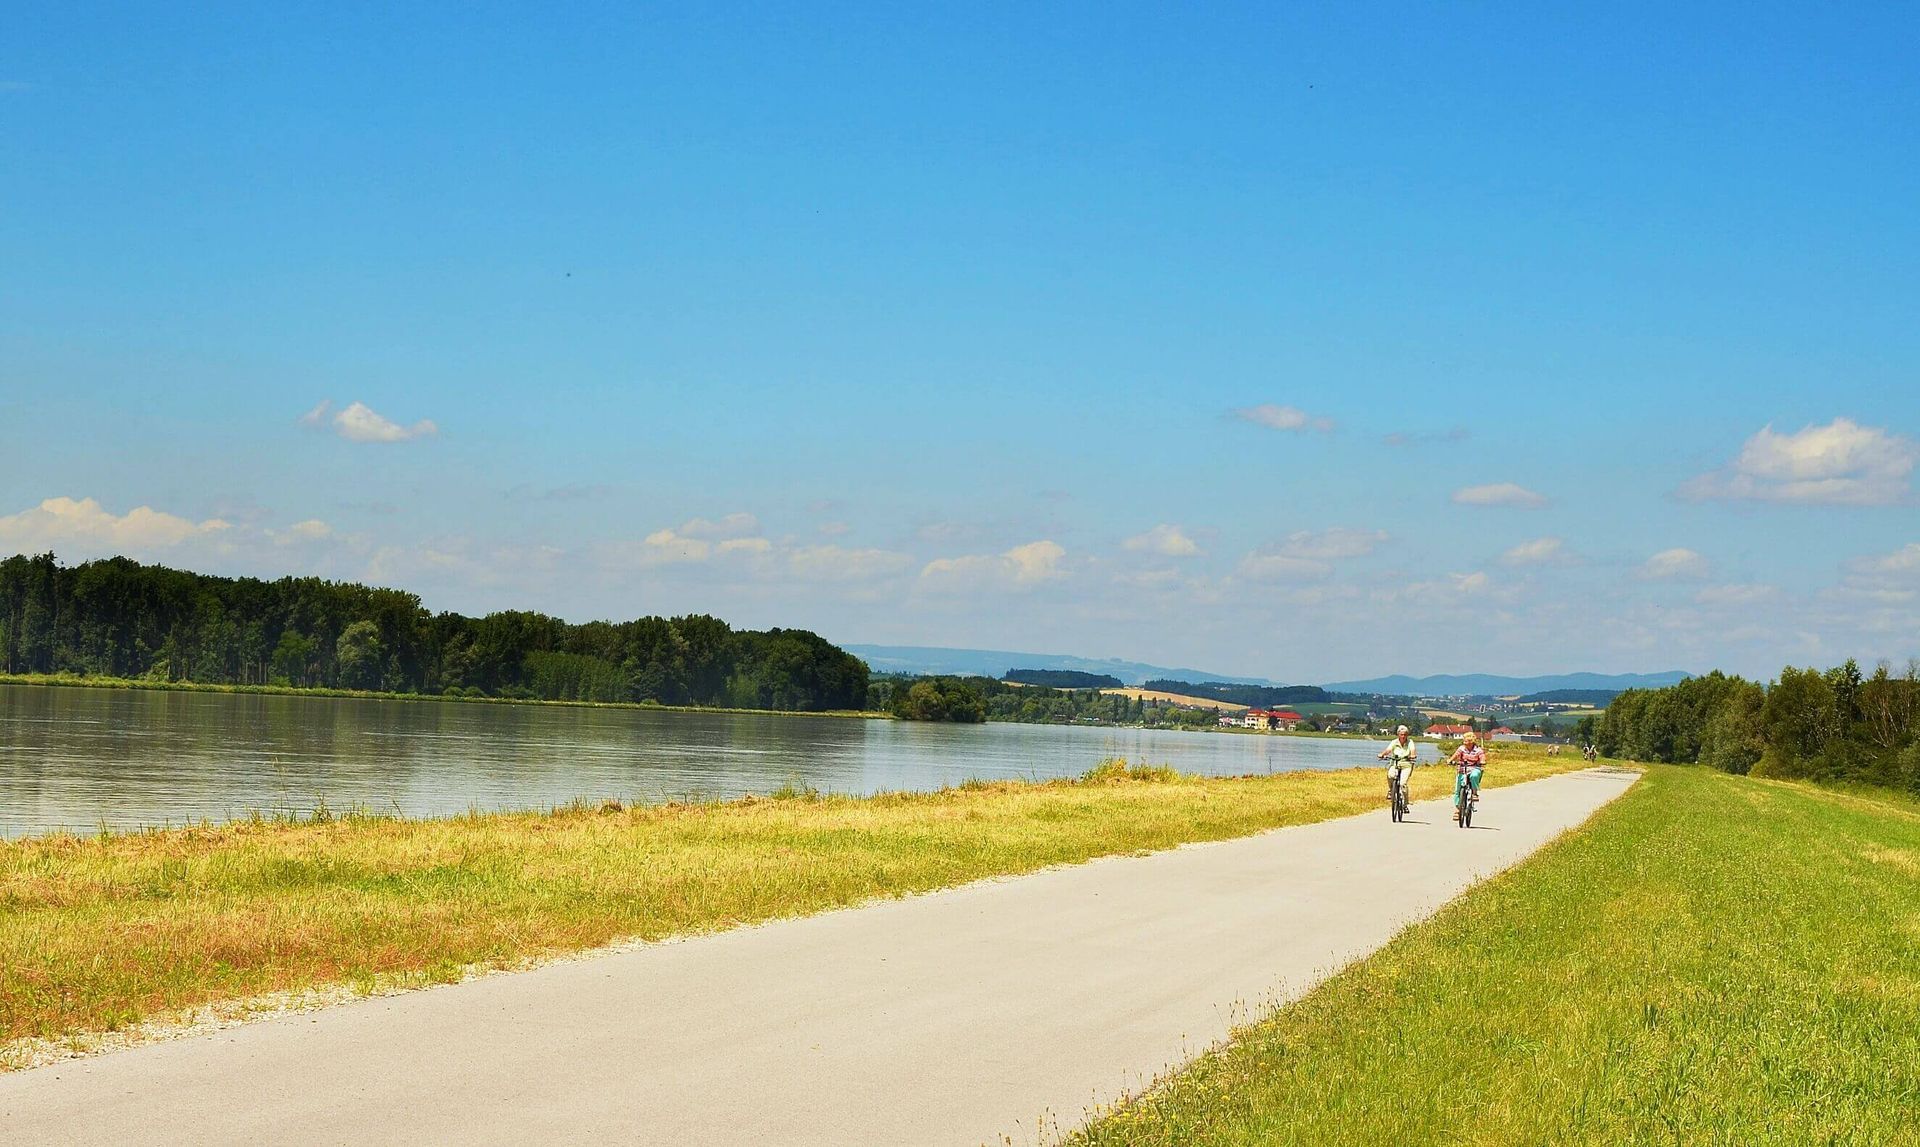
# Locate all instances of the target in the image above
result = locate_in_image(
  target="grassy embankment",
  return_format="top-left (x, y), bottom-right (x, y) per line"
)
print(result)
top-left (0, 671), bottom-right (887, 719)
top-left (1073, 765), bottom-right (1920, 1146)
top-left (0, 749), bottom-right (1578, 1067)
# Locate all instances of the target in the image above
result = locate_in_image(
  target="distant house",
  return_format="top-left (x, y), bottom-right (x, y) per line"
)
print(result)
top-left (1489, 726), bottom-right (1516, 736)
top-left (1245, 708), bottom-right (1305, 731)
top-left (1218, 714), bottom-right (1240, 728)
top-left (1425, 723), bottom-right (1473, 739)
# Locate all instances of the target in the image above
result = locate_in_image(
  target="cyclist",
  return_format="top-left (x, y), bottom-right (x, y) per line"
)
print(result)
top-left (1450, 730), bottom-right (1488, 822)
top-left (1377, 724), bottom-right (1418, 812)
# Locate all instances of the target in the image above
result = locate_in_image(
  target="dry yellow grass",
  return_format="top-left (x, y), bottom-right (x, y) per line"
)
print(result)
top-left (1100, 688), bottom-right (1248, 712)
top-left (1, 748), bottom-right (1579, 1064)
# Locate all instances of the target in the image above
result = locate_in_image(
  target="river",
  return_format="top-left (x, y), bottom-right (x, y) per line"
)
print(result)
top-left (0, 683), bottom-right (1389, 838)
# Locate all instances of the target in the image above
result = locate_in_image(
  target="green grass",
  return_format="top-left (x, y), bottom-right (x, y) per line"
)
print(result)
top-left (1071, 765), bottom-right (1920, 1146)
top-left (0, 749), bottom-right (1579, 1065)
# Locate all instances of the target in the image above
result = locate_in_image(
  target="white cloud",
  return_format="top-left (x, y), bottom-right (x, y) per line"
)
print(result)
top-left (1232, 404), bottom-right (1335, 434)
top-left (672, 513), bottom-right (760, 541)
top-left (1499, 537), bottom-right (1571, 567)
top-left (1639, 548), bottom-right (1711, 580)
top-left (1236, 528), bottom-right (1388, 583)
top-left (616, 513), bottom-right (769, 567)
top-left (787, 545), bottom-right (913, 582)
top-left (1679, 418), bottom-right (1916, 506)
top-left (1694, 584), bottom-right (1782, 608)
top-left (1237, 553), bottom-right (1332, 581)
top-left (269, 519), bottom-right (335, 545)
top-left (302, 400), bottom-right (439, 443)
top-left (919, 540), bottom-right (1067, 593)
top-left (1453, 571), bottom-right (1491, 594)
top-left (1272, 527), bottom-right (1387, 561)
top-left (0, 497), bottom-right (231, 552)
top-left (1849, 542), bottom-right (1920, 581)
top-left (1123, 524), bottom-right (1201, 557)
top-left (1452, 483), bottom-right (1550, 509)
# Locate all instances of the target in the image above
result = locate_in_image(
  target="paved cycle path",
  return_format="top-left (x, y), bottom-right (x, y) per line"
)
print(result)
top-left (1, 767), bottom-right (1638, 1146)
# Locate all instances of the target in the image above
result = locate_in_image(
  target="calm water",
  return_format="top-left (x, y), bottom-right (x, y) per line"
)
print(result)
top-left (0, 684), bottom-right (1389, 838)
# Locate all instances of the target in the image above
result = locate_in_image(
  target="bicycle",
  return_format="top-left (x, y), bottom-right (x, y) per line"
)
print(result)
top-left (1454, 763), bottom-right (1477, 828)
top-left (1387, 767), bottom-right (1411, 822)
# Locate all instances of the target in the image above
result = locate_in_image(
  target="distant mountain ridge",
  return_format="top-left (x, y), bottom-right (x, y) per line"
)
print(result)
top-left (841, 646), bottom-right (1689, 699)
top-left (840, 645), bottom-right (1273, 687)
top-left (1325, 671), bottom-right (1691, 697)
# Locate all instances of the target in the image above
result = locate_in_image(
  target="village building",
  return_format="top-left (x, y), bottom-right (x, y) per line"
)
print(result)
top-left (1244, 708), bottom-right (1305, 731)
top-left (1424, 722), bottom-right (1474, 739)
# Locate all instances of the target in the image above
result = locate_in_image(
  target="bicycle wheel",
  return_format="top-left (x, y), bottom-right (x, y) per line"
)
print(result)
top-left (1461, 791), bottom-right (1474, 828)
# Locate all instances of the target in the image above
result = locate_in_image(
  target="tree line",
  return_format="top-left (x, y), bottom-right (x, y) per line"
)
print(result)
top-left (1003, 668), bottom-right (1124, 689)
top-left (0, 553), bottom-right (869, 712)
top-left (1596, 661), bottom-right (1920, 792)
top-left (1142, 680), bottom-right (1330, 707)
top-left (870, 675), bottom-right (1225, 728)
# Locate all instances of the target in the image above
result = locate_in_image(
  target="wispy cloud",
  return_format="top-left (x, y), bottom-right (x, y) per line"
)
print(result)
top-left (1452, 482), bottom-right (1550, 509)
top-left (1639, 547), bottom-right (1711, 580)
top-left (1231, 403), bottom-right (1335, 434)
top-left (1122, 523), bottom-right (1201, 557)
top-left (1383, 426), bottom-right (1471, 447)
top-left (505, 483), bottom-right (615, 503)
top-left (1499, 537), bottom-right (1573, 567)
top-left (1679, 418), bottom-right (1916, 506)
top-left (300, 400), bottom-right (438, 443)
top-left (919, 540), bottom-right (1067, 593)
top-left (1694, 583), bottom-right (1782, 608)
top-left (1236, 527), bottom-right (1388, 581)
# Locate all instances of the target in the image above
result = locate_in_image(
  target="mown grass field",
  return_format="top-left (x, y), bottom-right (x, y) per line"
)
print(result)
top-left (1072, 765), bottom-right (1920, 1146)
top-left (0, 749), bottom-right (1578, 1065)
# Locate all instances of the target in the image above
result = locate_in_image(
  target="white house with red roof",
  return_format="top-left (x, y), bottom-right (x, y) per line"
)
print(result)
top-left (1244, 708), bottom-right (1305, 731)
top-left (1425, 722), bottom-right (1474, 739)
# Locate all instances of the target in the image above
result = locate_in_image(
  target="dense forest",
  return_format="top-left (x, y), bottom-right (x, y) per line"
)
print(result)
top-left (1002, 668), bottom-right (1124, 689)
top-left (1517, 688), bottom-right (1620, 706)
top-left (1141, 680), bottom-right (1330, 707)
top-left (0, 554), bottom-right (869, 712)
top-left (1596, 661), bottom-right (1920, 792)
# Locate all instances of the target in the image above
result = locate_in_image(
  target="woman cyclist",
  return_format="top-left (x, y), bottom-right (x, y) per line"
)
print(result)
top-left (1377, 725), bottom-right (1417, 812)
top-left (1450, 730), bottom-right (1487, 822)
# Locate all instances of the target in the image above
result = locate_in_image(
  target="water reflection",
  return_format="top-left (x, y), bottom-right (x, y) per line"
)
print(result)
top-left (0, 685), bottom-right (1384, 838)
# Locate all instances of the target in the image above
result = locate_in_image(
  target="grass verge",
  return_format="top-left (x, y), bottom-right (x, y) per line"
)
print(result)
top-left (0, 750), bottom-right (1577, 1066)
top-left (1070, 765), bottom-right (1920, 1147)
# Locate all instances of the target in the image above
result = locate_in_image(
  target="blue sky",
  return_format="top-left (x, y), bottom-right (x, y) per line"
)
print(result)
top-left (3, 3), bottom-right (1917, 681)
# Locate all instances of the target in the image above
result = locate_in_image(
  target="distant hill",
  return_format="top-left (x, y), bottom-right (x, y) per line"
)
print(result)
top-left (1141, 680), bottom-right (1329, 708)
top-left (1325, 671), bottom-right (1690, 697)
top-left (1005, 668), bottom-right (1124, 689)
top-left (842, 645), bottom-right (1270, 687)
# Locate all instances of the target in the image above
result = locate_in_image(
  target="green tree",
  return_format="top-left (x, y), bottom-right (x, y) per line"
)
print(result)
top-left (334, 620), bottom-right (386, 691)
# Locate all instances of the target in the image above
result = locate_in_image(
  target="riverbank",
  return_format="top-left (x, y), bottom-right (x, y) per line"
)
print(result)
top-left (0, 672), bottom-right (889, 720)
top-left (1071, 765), bottom-right (1920, 1145)
top-left (0, 749), bottom-right (1581, 1068)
